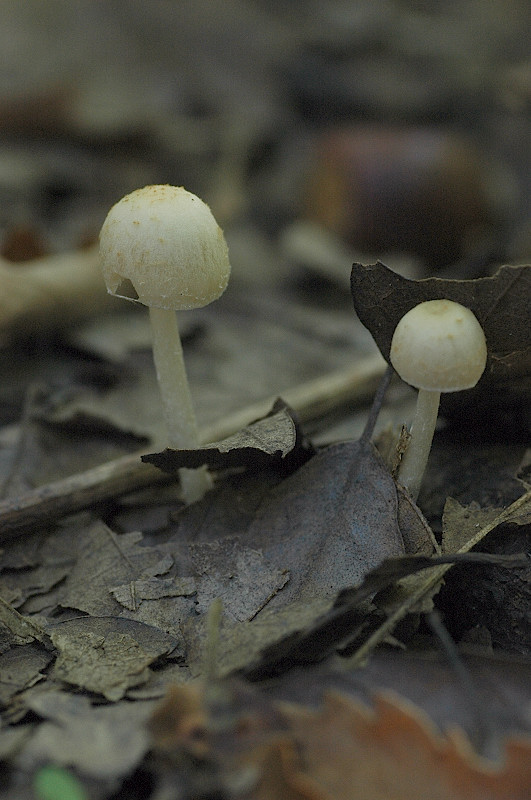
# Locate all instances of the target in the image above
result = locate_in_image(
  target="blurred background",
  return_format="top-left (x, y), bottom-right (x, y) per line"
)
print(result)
top-left (0, 0), bottom-right (529, 276)
top-left (0, 0), bottom-right (529, 451)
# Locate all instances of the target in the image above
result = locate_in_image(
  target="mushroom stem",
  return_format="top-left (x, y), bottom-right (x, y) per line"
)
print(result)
top-left (397, 388), bottom-right (440, 501)
top-left (149, 306), bottom-right (212, 503)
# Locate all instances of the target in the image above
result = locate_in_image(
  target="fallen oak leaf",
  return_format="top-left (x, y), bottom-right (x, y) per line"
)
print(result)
top-left (269, 690), bottom-right (531, 800)
top-left (148, 669), bottom-right (531, 800)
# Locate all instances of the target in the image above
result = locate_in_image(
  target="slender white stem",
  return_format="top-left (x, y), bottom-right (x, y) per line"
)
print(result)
top-left (149, 306), bottom-right (212, 503)
top-left (397, 389), bottom-right (440, 501)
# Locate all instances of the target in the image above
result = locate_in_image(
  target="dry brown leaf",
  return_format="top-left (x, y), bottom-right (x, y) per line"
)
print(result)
top-left (149, 678), bottom-right (531, 800)
top-left (262, 691), bottom-right (531, 800)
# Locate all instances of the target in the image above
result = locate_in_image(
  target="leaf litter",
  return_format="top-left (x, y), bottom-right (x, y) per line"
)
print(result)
top-left (2, 334), bottom-right (530, 794)
top-left (0, 262), bottom-right (528, 797)
top-left (0, 2), bottom-right (529, 794)
top-left (148, 651), bottom-right (531, 800)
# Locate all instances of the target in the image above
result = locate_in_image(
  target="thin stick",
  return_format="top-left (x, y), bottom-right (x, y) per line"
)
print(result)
top-left (360, 364), bottom-right (394, 444)
top-left (0, 353), bottom-right (385, 537)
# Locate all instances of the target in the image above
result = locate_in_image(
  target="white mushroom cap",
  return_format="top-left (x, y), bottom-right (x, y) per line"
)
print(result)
top-left (99, 185), bottom-right (230, 310)
top-left (390, 299), bottom-right (487, 392)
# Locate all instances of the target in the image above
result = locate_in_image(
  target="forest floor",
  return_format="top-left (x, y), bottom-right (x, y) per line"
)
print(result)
top-left (0, 3), bottom-right (530, 799)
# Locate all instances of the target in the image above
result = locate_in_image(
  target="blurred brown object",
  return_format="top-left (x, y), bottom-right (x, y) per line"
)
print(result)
top-left (304, 126), bottom-right (507, 270)
top-left (148, 683), bottom-right (208, 760)
top-left (1, 224), bottom-right (49, 262)
top-left (0, 85), bottom-right (74, 137)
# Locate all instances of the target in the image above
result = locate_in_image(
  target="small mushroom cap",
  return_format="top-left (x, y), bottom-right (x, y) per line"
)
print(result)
top-left (390, 299), bottom-right (487, 392)
top-left (99, 185), bottom-right (230, 310)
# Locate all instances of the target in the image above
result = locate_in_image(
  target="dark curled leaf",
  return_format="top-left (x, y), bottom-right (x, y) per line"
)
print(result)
top-left (241, 552), bottom-right (528, 680)
top-left (142, 400), bottom-right (314, 473)
top-left (350, 262), bottom-right (531, 387)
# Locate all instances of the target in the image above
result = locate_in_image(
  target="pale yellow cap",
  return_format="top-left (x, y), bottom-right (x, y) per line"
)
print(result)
top-left (99, 185), bottom-right (230, 310)
top-left (390, 299), bottom-right (487, 392)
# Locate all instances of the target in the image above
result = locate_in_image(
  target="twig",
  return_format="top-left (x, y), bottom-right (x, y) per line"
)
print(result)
top-left (0, 246), bottom-right (117, 346)
top-left (0, 353), bottom-right (386, 537)
top-left (360, 364), bottom-right (394, 443)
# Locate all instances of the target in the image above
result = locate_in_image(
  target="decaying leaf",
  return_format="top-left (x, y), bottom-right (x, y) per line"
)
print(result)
top-left (351, 262), bottom-right (531, 376)
top-left (185, 594), bottom-right (335, 679)
top-left (0, 643), bottom-right (52, 708)
top-left (51, 630), bottom-right (153, 701)
top-left (110, 576), bottom-right (195, 612)
top-left (148, 682), bottom-right (208, 759)
top-left (438, 497), bottom-right (531, 654)
top-left (48, 616), bottom-right (178, 701)
top-left (58, 522), bottom-right (169, 616)
top-left (396, 486), bottom-right (439, 555)
top-left (148, 429), bottom-right (434, 676)
top-left (243, 438), bottom-right (408, 606)
top-left (0, 564), bottom-right (70, 610)
top-left (240, 551), bottom-right (527, 680)
top-left (347, 487), bottom-right (531, 667)
top-left (190, 537), bottom-right (289, 622)
top-left (441, 497), bottom-right (505, 553)
top-left (149, 658), bottom-right (531, 800)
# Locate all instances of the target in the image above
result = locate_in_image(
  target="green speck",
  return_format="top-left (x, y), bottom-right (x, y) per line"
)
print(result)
top-left (33, 766), bottom-right (87, 800)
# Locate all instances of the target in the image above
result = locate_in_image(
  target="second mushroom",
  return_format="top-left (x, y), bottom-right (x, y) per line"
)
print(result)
top-left (390, 299), bottom-right (487, 501)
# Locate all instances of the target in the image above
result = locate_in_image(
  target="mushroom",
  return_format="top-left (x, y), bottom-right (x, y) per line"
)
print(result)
top-left (99, 185), bottom-right (231, 503)
top-left (390, 299), bottom-right (487, 500)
